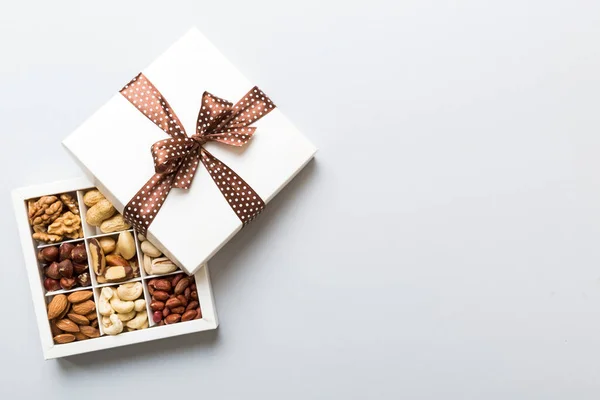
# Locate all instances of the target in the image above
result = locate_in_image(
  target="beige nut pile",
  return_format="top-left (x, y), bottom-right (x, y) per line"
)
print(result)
top-left (89, 231), bottom-right (139, 284)
top-left (83, 189), bottom-right (131, 233)
top-left (98, 283), bottom-right (148, 335)
top-left (137, 233), bottom-right (179, 276)
top-left (29, 193), bottom-right (83, 243)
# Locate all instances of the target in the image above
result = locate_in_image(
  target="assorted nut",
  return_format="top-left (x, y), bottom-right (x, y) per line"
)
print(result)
top-left (148, 274), bottom-right (201, 325)
top-left (38, 242), bottom-right (90, 292)
top-left (47, 291), bottom-right (100, 344)
top-left (29, 193), bottom-right (83, 243)
top-left (98, 283), bottom-right (148, 335)
top-left (31, 187), bottom-right (202, 346)
top-left (89, 231), bottom-right (140, 283)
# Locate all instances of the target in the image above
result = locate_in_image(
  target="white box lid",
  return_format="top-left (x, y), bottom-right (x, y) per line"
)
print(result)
top-left (63, 28), bottom-right (317, 275)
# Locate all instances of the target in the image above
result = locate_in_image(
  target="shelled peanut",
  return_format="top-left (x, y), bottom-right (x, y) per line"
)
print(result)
top-left (47, 291), bottom-right (100, 344)
top-left (148, 274), bottom-right (201, 325)
top-left (37, 242), bottom-right (90, 292)
top-left (137, 233), bottom-right (179, 276)
top-left (89, 231), bottom-right (139, 283)
top-left (83, 189), bottom-right (131, 233)
top-left (98, 283), bottom-right (148, 335)
top-left (28, 193), bottom-right (83, 243)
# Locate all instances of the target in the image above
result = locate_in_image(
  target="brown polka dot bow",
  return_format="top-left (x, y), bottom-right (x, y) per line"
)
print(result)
top-left (120, 73), bottom-right (276, 235)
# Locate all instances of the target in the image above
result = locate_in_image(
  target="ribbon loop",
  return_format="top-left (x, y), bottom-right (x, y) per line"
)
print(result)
top-left (120, 73), bottom-right (276, 234)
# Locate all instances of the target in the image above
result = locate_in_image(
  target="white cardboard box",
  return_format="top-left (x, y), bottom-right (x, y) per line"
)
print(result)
top-left (63, 28), bottom-right (317, 275)
top-left (12, 177), bottom-right (218, 359)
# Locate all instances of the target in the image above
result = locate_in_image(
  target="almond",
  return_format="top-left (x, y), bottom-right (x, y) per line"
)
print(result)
top-left (47, 294), bottom-right (68, 320)
top-left (67, 290), bottom-right (93, 304)
top-left (57, 302), bottom-right (71, 320)
top-left (67, 313), bottom-right (90, 326)
top-left (50, 320), bottom-right (63, 336)
top-left (74, 332), bottom-right (89, 341)
top-left (85, 312), bottom-right (98, 321)
top-left (56, 319), bottom-right (80, 333)
top-left (72, 300), bottom-right (95, 315)
top-left (53, 334), bottom-right (76, 344)
top-left (80, 325), bottom-right (100, 338)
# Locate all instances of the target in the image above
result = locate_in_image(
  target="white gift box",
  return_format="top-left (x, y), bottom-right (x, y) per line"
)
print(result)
top-left (12, 178), bottom-right (218, 359)
top-left (63, 28), bottom-right (317, 275)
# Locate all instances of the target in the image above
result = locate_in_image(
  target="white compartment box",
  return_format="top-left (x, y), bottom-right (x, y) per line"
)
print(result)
top-left (12, 177), bottom-right (218, 359)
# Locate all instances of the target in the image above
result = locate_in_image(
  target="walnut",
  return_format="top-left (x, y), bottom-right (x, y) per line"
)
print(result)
top-left (32, 232), bottom-right (63, 243)
top-left (64, 227), bottom-right (84, 240)
top-left (47, 211), bottom-right (81, 236)
top-left (60, 193), bottom-right (79, 215)
top-left (28, 196), bottom-right (63, 227)
top-left (32, 225), bottom-right (46, 233)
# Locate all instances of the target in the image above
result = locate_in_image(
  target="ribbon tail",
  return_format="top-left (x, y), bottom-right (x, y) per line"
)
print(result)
top-left (199, 148), bottom-right (265, 225)
top-left (124, 172), bottom-right (176, 235)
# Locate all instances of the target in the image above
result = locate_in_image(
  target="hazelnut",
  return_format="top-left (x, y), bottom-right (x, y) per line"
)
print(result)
top-left (41, 246), bottom-right (59, 262)
top-left (59, 242), bottom-right (75, 261)
top-left (73, 263), bottom-right (88, 275)
top-left (58, 260), bottom-right (73, 278)
top-left (71, 244), bottom-right (87, 263)
top-left (77, 272), bottom-right (91, 287)
top-left (43, 278), bottom-right (61, 292)
top-left (60, 277), bottom-right (76, 290)
top-left (36, 250), bottom-right (45, 263)
top-left (44, 262), bottom-right (61, 280)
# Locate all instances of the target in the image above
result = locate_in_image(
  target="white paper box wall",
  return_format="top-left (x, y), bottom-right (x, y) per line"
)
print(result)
top-left (63, 28), bottom-right (317, 275)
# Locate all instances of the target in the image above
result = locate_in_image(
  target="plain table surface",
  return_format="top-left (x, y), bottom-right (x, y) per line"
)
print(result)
top-left (2, 1), bottom-right (600, 398)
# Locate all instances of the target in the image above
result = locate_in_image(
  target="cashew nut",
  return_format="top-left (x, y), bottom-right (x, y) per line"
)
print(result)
top-left (110, 296), bottom-right (135, 314)
top-left (125, 310), bottom-right (148, 330)
top-left (98, 287), bottom-right (115, 316)
top-left (101, 287), bottom-right (114, 299)
top-left (103, 314), bottom-right (124, 335)
top-left (134, 298), bottom-right (146, 312)
top-left (101, 316), bottom-right (111, 327)
top-left (116, 310), bottom-right (136, 322)
top-left (117, 282), bottom-right (143, 301)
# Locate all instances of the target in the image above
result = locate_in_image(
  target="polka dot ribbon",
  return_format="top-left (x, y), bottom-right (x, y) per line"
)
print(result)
top-left (119, 73), bottom-right (276, 235)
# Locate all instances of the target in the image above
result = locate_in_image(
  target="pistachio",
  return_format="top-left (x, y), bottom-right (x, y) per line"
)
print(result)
top-left (140, 240), bottom-right (162, 258)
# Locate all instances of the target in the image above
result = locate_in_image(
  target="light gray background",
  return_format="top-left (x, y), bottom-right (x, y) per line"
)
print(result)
top-left (1, 1), bottom-right (599, 398)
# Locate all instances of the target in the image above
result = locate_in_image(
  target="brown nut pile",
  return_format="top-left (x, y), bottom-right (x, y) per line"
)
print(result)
top-left (47, 291), bottom-right (100, 344)
top-left (28, 193), bottom-right (83, 243)
top-left (89, 231), bottom-right (140, 284)
top-left (38, 242), bottom-right (90, 292)
top-left (148, 274), bottom-right (202, 325)
top-left (83, 189), bottom-right (131, 233)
